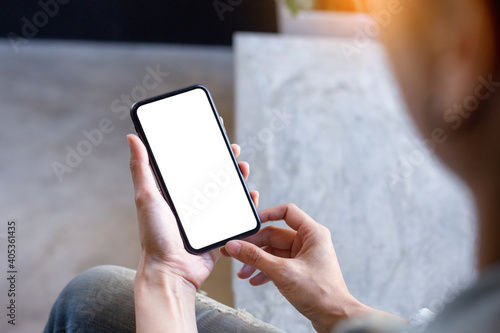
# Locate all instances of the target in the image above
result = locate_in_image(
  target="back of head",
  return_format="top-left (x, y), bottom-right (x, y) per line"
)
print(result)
top-left (377, 0), bottom-right (500, 190)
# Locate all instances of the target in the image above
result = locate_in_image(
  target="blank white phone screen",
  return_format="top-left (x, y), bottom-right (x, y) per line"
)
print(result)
top-left (136, 88), bottom-right (258, 251)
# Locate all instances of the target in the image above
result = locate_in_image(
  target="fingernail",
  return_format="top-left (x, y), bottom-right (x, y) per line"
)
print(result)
top-left (226, 241), bottom-right (241, 256)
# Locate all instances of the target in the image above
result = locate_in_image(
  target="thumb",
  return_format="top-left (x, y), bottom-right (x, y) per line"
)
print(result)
top-left (225, 240), bottom-right (280, 277)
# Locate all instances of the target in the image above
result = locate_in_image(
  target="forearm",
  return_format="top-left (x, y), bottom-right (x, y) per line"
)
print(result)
top-left (134, 259), bottom-right (198, 333)
top-left (368, 306), bottom-right (407, 324)
top-left (313, 297), bottom-right (407, 333)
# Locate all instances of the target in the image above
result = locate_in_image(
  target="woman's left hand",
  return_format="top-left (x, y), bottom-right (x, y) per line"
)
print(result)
top-left (128, 133), bottom-right (259, 291)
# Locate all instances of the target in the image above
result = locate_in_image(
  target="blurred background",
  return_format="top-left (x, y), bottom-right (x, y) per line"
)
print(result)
top-left (1, 0), bottom-right (277, 45)
top-left (0, 1), bottom-right (476, 332)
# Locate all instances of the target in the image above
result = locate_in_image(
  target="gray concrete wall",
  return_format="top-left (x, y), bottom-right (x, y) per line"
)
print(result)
top-left (233, 33), bottom-right (476, 332)
top-left (0, 40), bottom-right (235, 332)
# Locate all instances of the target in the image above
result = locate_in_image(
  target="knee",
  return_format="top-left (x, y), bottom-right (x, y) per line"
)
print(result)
top-left (44, 265), bottom-right (136, 333)
top-left (72, 265), bottom-right (135, 290)
top-left (61, 265), bottom-right (135, 302)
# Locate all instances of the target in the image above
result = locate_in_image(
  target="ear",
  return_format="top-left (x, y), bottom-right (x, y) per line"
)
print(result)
top-left (433, 0), bottom-right (496, 123)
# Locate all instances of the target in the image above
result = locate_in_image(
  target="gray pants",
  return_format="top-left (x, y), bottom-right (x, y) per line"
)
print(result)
top-left (43, 265), bottom-right (284, 333)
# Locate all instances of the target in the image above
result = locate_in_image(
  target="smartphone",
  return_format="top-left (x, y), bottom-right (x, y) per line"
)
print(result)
top-left (130, 85), bottom-right (260, 253)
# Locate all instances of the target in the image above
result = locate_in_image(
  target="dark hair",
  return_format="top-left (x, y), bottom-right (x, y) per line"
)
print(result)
top-left (489, 0), bottom-right (500, 73)
top-left (490, 0), bottom-right (500, 28)
top-left (492, 0), bottom-right (500, 16)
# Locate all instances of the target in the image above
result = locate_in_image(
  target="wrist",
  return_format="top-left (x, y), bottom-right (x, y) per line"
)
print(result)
top-left (134, 257), bottom-right (197, 333)
top-left (135, 255), bottom-right (197, 295)
top-left (313, 296), bottom-right (370, 333)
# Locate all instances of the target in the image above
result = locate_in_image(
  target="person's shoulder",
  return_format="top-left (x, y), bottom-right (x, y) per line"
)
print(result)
top-left (426, 264), bottom-right (500, 333)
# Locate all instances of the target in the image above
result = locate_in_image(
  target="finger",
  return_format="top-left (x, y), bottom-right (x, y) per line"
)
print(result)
top-left (250, 190), bottom-right (259, 208)
top-left (237, 264), bottom-right (257, 279)
top-left (232, 246), bottom-right (292, 262)
top-left (225, 240), bottom-right (282, 280)
top-left (243, 226), bottom-right (296, 250)
top-left (238, 161), bottom-right (249, 180)
top-left (220, 247), bottom-right (230, 257)
top-left (127, 134), bottom-right (162, 201)
top-left (260, 245), bottom-right (293, 259)
top-left (258, 203), bottom-right (316, 231)
top-left (238, 244), bottom-right (276, 279)
top-left (249, 272), bottom-right (271, 286)
top-left (269, 248), bottom-right (292, 258)
top-left (231, 144), bottom-right (241, 158)
top-left (207, 248), bottom-right (222, 265)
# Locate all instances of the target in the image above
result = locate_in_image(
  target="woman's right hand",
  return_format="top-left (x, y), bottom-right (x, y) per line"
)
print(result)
top-left (221, 203), bottom-right (371, 333)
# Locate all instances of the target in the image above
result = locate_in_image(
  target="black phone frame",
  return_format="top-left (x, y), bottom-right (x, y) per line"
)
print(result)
top-left (130, 84), bottom-right (261, 254)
